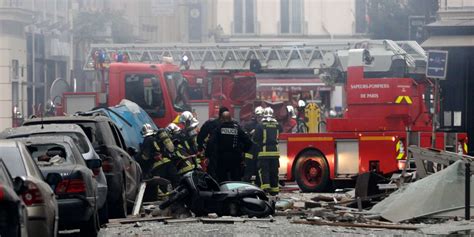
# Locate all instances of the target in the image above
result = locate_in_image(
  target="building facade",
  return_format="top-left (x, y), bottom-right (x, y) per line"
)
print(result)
top-left (0, 7), bottom-right (31, 130)
top-left (422, 0), bottom-right (474, 153)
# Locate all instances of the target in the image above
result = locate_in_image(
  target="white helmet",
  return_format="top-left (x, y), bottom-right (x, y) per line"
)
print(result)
top-left (179, 111), bottom-right (199, 128)
top-left (263, 107), bottom-right (274, 118)
top-left (254, 106), bottom-right (264, 116)
top-left (298, 100), bottom-right (306, 108)
top-left (166, 123), bottom-right (181, 135)
top-left (141, 123), bottom-right (155, 137)
top-left (286, 105), bottom-right (296, 119)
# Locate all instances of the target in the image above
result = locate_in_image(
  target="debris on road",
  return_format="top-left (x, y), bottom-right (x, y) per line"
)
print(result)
top-left (371, 160), bottom-right (474, 222)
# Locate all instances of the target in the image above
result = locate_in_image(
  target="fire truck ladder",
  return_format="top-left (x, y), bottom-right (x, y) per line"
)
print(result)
top-left (84, 40), bottom-right (426, 72)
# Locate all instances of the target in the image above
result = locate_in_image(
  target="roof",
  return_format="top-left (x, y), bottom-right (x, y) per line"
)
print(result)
top-left (13, 135), bottom-right (75, 144)
top-left (0, 124), bottom-right (85, 139)
top-left (427, 19), bottom-right (474, 28)
top-left (0, 139), bottom-right (19, 147)
top-left (24, 115), bottom-right (111, 124)
top-left (422, 35), bottom-right (474, 48)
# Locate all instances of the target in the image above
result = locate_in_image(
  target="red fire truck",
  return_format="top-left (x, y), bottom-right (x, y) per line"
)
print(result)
top-left (278, 48), bottom-right (468, 192)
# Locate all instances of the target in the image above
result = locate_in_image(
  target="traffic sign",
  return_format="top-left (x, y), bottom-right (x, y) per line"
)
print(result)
top-left (426, 50), bottom-right (448, 79)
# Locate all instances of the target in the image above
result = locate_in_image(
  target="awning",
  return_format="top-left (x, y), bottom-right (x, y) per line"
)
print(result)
top-left (257, 78), bottom-right (332, 92)
top-left (422, 35), bottom-right (474, 48)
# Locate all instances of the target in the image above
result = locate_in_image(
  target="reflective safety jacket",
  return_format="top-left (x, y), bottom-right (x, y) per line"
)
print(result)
top-left (254, 119), bottom-right (282, 158)
top-left (140, 129), bottom-right (176, 174)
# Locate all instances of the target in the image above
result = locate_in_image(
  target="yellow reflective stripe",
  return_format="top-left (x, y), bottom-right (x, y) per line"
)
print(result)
top-left (404, 96), bottom-right (412, 104)
top-left (397, 152), bottom-right (405, 160)
top-left (396, 141), bottom-right (400, 152)
top-left (245, 153), bottom-right (254, 159)
top-left (263, 128), bottom-right (267, 145)
top-left (258, 151), bottom-right (280, 157)
top-left (464, 143), bottom-right (469, 153)
top-left (395, 96), bottom-right (404, 104)
top-left (287, 137), bottom-right (333, 142)
top-left (360, 136), bottom-right (394, 141)
top-left (260, 184), bottom-right (270, 190)
top-left (178, 164), bottom-right (194, 174)
top-left (269, 187), bottom-right (280, 192)
top-left (152, 158), bottom-right (171, 169)
top-left (154, 141), bottom-right (161, 151)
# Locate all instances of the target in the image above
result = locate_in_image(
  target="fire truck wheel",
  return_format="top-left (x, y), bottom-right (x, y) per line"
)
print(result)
top-left (295, 152), bottom-right (329, 192)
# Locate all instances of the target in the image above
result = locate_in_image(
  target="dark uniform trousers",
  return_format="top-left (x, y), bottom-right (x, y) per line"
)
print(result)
top-left (216, 152), bottom-right (243, 183)
top-left (257, 157), bottom-right (279, 193)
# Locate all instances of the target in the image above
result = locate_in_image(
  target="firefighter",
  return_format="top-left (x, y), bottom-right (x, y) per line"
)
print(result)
top-left (209, 111), bottom-right (252, 182)
top-left (242, 106), bottom-right (264, 184)
top-left (196, 107), bottom-right (229, 178)
top-left (166, 123), bottom-right (199, 175)
top-left (178, 111), bottom-right (200, 155)
top-left (139, 123), bottom-right (180, 188)
top-left (254, 107), bottom-right (282, 196)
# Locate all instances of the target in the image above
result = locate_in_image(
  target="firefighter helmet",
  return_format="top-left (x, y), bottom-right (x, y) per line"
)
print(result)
top-left (166, 123), bottom-right (181, 135)
top-left (254, 106), bottom-right (264, 116)
top-left (263, 107), bottom-right (274, 118)
top-left (179, 111), bottom-right (199, 128)
top-left (298, 100), bottom-right (306, 108)
top-left (141, 123), bottom-right (155, 137)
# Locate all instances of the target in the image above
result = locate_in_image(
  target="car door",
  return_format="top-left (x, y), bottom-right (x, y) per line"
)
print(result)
top-left (108, 121), bottom-right (141, 199)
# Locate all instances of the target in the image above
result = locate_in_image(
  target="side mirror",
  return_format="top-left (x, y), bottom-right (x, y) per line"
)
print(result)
top-left (13, 176), bottom-right (27, 194)
top-left (127, 147), bottom-right (138, 156)
top-left (45, 173), bottom-right (62, 187)
top-left (86, 159), bottom-right (102, 169)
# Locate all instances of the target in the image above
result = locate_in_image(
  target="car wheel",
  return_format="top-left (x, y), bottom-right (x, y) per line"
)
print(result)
top-left (110, 176), bottom-right (127, 218)
top-left (80, 211), bottom-right (99, 237)
top-left (98, 201), bottom-right (109, 225)
top-left (295, 151), bottom-right (330, 192)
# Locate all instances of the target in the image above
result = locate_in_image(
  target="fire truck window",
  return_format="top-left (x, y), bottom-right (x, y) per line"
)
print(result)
top-left (164, 72), bottom-right (191, 112)
top-left (125, 74), bottom-right (165, 118)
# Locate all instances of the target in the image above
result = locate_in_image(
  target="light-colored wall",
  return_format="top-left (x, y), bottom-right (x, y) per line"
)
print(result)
top-left (0, 35), bottom-right (28, 131)
top-left (216, 0), bottom-right (356, 37)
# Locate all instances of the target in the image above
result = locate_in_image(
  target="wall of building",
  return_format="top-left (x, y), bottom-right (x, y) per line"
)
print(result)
top-left (0, 8), bottom-right (31, 130)
top-left (216, 0), bottom-right (357, 38)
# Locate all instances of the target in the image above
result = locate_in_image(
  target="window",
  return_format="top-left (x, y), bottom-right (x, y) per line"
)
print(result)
top-left (280, 0), bottom-right (303, 34)
top-left (164, 72), bottom-right (191, 112)
top-left (234, 0), bottom-right (256, 34)
top-left (11, 59), bottom-right (19, 79)
top-left (125, 74), bottom-right (165, 118)
top-left (27, 143), bottom-right (73, 166)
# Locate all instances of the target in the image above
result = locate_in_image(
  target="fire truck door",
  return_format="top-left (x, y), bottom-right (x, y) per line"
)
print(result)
top-left (335, 140), bottom-right (359, 175)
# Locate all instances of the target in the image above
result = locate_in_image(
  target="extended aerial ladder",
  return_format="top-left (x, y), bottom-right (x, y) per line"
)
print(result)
top-left (83, 40), bottom-right (427, 74)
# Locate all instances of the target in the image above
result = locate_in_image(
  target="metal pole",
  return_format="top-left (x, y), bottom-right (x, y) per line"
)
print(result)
top-left (466, 162), bottom-right (470, 220)
top-left (431, 78), bottom-right (438, 148)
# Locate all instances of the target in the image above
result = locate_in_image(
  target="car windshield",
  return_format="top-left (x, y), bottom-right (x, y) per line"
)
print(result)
top-left (26, 143), bottom-right (73, 167)
top-left (27, 132), bottom-right (90, 154)
top-left (164, 72), bottom-right (191, 112)
top-left (0, 147), bottom-right (27, 177)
